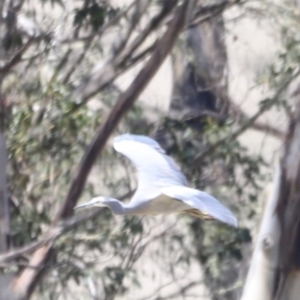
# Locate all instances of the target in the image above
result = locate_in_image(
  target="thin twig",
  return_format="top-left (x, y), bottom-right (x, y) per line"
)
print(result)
top-left (0, 38), bottom-right (33, 75)
top-left (53, 1), bottom-right (136, 83)
top-left (189, 0), bottom-right (245, 27)
top-left (59, 1), bottom-right (192, 221)
top-left (0, 190), bottom-right (133, 263)
top-left (194, 71), bottom-right (300, 164)
top-left (112, 0), bottom-right (150, 59)
top-left (14, 3), bottom-right (192, 298)
top-left (116, 0), bottom-right (178, 68)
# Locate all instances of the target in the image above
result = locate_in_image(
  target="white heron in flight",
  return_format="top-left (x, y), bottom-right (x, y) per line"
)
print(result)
top-left (75, 134), bottom-right (238, 227)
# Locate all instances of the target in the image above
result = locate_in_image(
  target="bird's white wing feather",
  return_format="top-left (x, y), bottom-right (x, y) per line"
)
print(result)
top-left (161, 186), bottom-right (238, 227)
top-left (113, 134), bottom-right (188, 201)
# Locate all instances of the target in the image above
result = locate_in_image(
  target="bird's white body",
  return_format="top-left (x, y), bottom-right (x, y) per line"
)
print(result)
top-left (75, 134), bottom-right (238, 227)
top-left (125, 193), bottom-right (188, 215)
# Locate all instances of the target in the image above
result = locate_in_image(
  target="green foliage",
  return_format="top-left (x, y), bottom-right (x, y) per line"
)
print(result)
top-left (5, 68), bottom-right (267, 300)
top-left (1, 1), bottom-right (288, 299)
top-left (7, 81), bottom-right (101, 246)
top-left (74, 3), bottom-right (119, 31)
top-left (155, 116), bottom-right (267, 298)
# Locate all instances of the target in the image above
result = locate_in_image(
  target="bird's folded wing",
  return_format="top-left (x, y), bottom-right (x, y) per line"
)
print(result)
top-left (161, 186), bottom-right (238, 227)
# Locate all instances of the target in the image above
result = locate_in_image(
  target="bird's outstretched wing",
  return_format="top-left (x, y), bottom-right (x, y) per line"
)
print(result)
top-left (161, 186), bottom-right (238, 227)
top-left (113, 134), bottom-right (188, 201)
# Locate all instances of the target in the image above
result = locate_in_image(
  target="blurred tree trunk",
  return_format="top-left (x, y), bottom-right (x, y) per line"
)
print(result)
top-left (154, 6), bottom-right (229, 150)
top-left (0, 95), bottom-right (14, 300)
top-left (0, 94), bottom-right (9, 253)
top-left (158, 9), bottom-right (243, 300)
top-left (169, 14), bottom-right (228, 131)
top-left (242, 90), bottom-right (300, 300)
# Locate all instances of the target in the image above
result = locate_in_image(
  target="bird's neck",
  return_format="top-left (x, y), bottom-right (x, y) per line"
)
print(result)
top-left (106, 198), bottom-right (134, 215)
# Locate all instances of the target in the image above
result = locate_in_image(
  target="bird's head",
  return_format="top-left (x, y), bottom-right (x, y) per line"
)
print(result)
top-left (74, 196), bottom-right (108, 210)
top-left (74, 196), bottom-right (126, 215)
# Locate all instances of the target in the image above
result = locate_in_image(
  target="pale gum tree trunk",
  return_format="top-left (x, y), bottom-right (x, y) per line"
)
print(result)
top-left (241, 165), bottom-right (281, 300)
top-left (242, 89), bottom-right (300, 300)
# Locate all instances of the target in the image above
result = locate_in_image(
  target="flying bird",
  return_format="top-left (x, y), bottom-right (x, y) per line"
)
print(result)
top-left (75, 134), bottom-right (238, 227)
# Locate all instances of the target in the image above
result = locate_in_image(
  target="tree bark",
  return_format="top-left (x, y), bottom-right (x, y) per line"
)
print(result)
top-left (0, 94), bottom-right (9, 253)
top-left (0, 133), bottom-right (9, 253)
top-left (241, 166), bottom-right (281, 300)
top-left (165, 8), bottom-right (243, 300)
top-left (169, 14), bottom-right (228, 131)
top-left (242, 86), bottom-right (300, 300)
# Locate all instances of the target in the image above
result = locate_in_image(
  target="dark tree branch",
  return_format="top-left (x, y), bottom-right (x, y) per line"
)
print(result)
top-left (0, 95), bottom-right (9, 254)
top-left (52, 1), bottom-right (135, 83)
top-left (0, 130), bottom-right (10, 253)
top-left (56, 0), bottom-right (190, 221)
top-left (0, 135), bottom-right (9, 254)
top-left (234, 106), bottom-right (285, 140)
top-left (123, 43), bottom-right (156, 69)
top-left (74, 0), bottom-right (237, 103)
top-left (112, 0), bottom-right (150, 58)
top-left (0, 209), bottom-right (101, 263)
top-left (72, 1), bottom-right (178, 102)
top-left (0, 190), bottom-right (133, 263)
top-left (9, 2), bottom-right (192, 299)
top-left (0, 38), bottom-right (33, 75)
top-left (116, 0), bottom-right (178, 68)
top-left (61, 0), bottom-right (146, 85)
top-left (190, 0), bottom-right (245, 27)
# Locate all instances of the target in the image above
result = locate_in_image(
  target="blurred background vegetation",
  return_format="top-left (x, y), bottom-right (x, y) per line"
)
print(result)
top-left (0, 0), bottom-right (298, 299)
